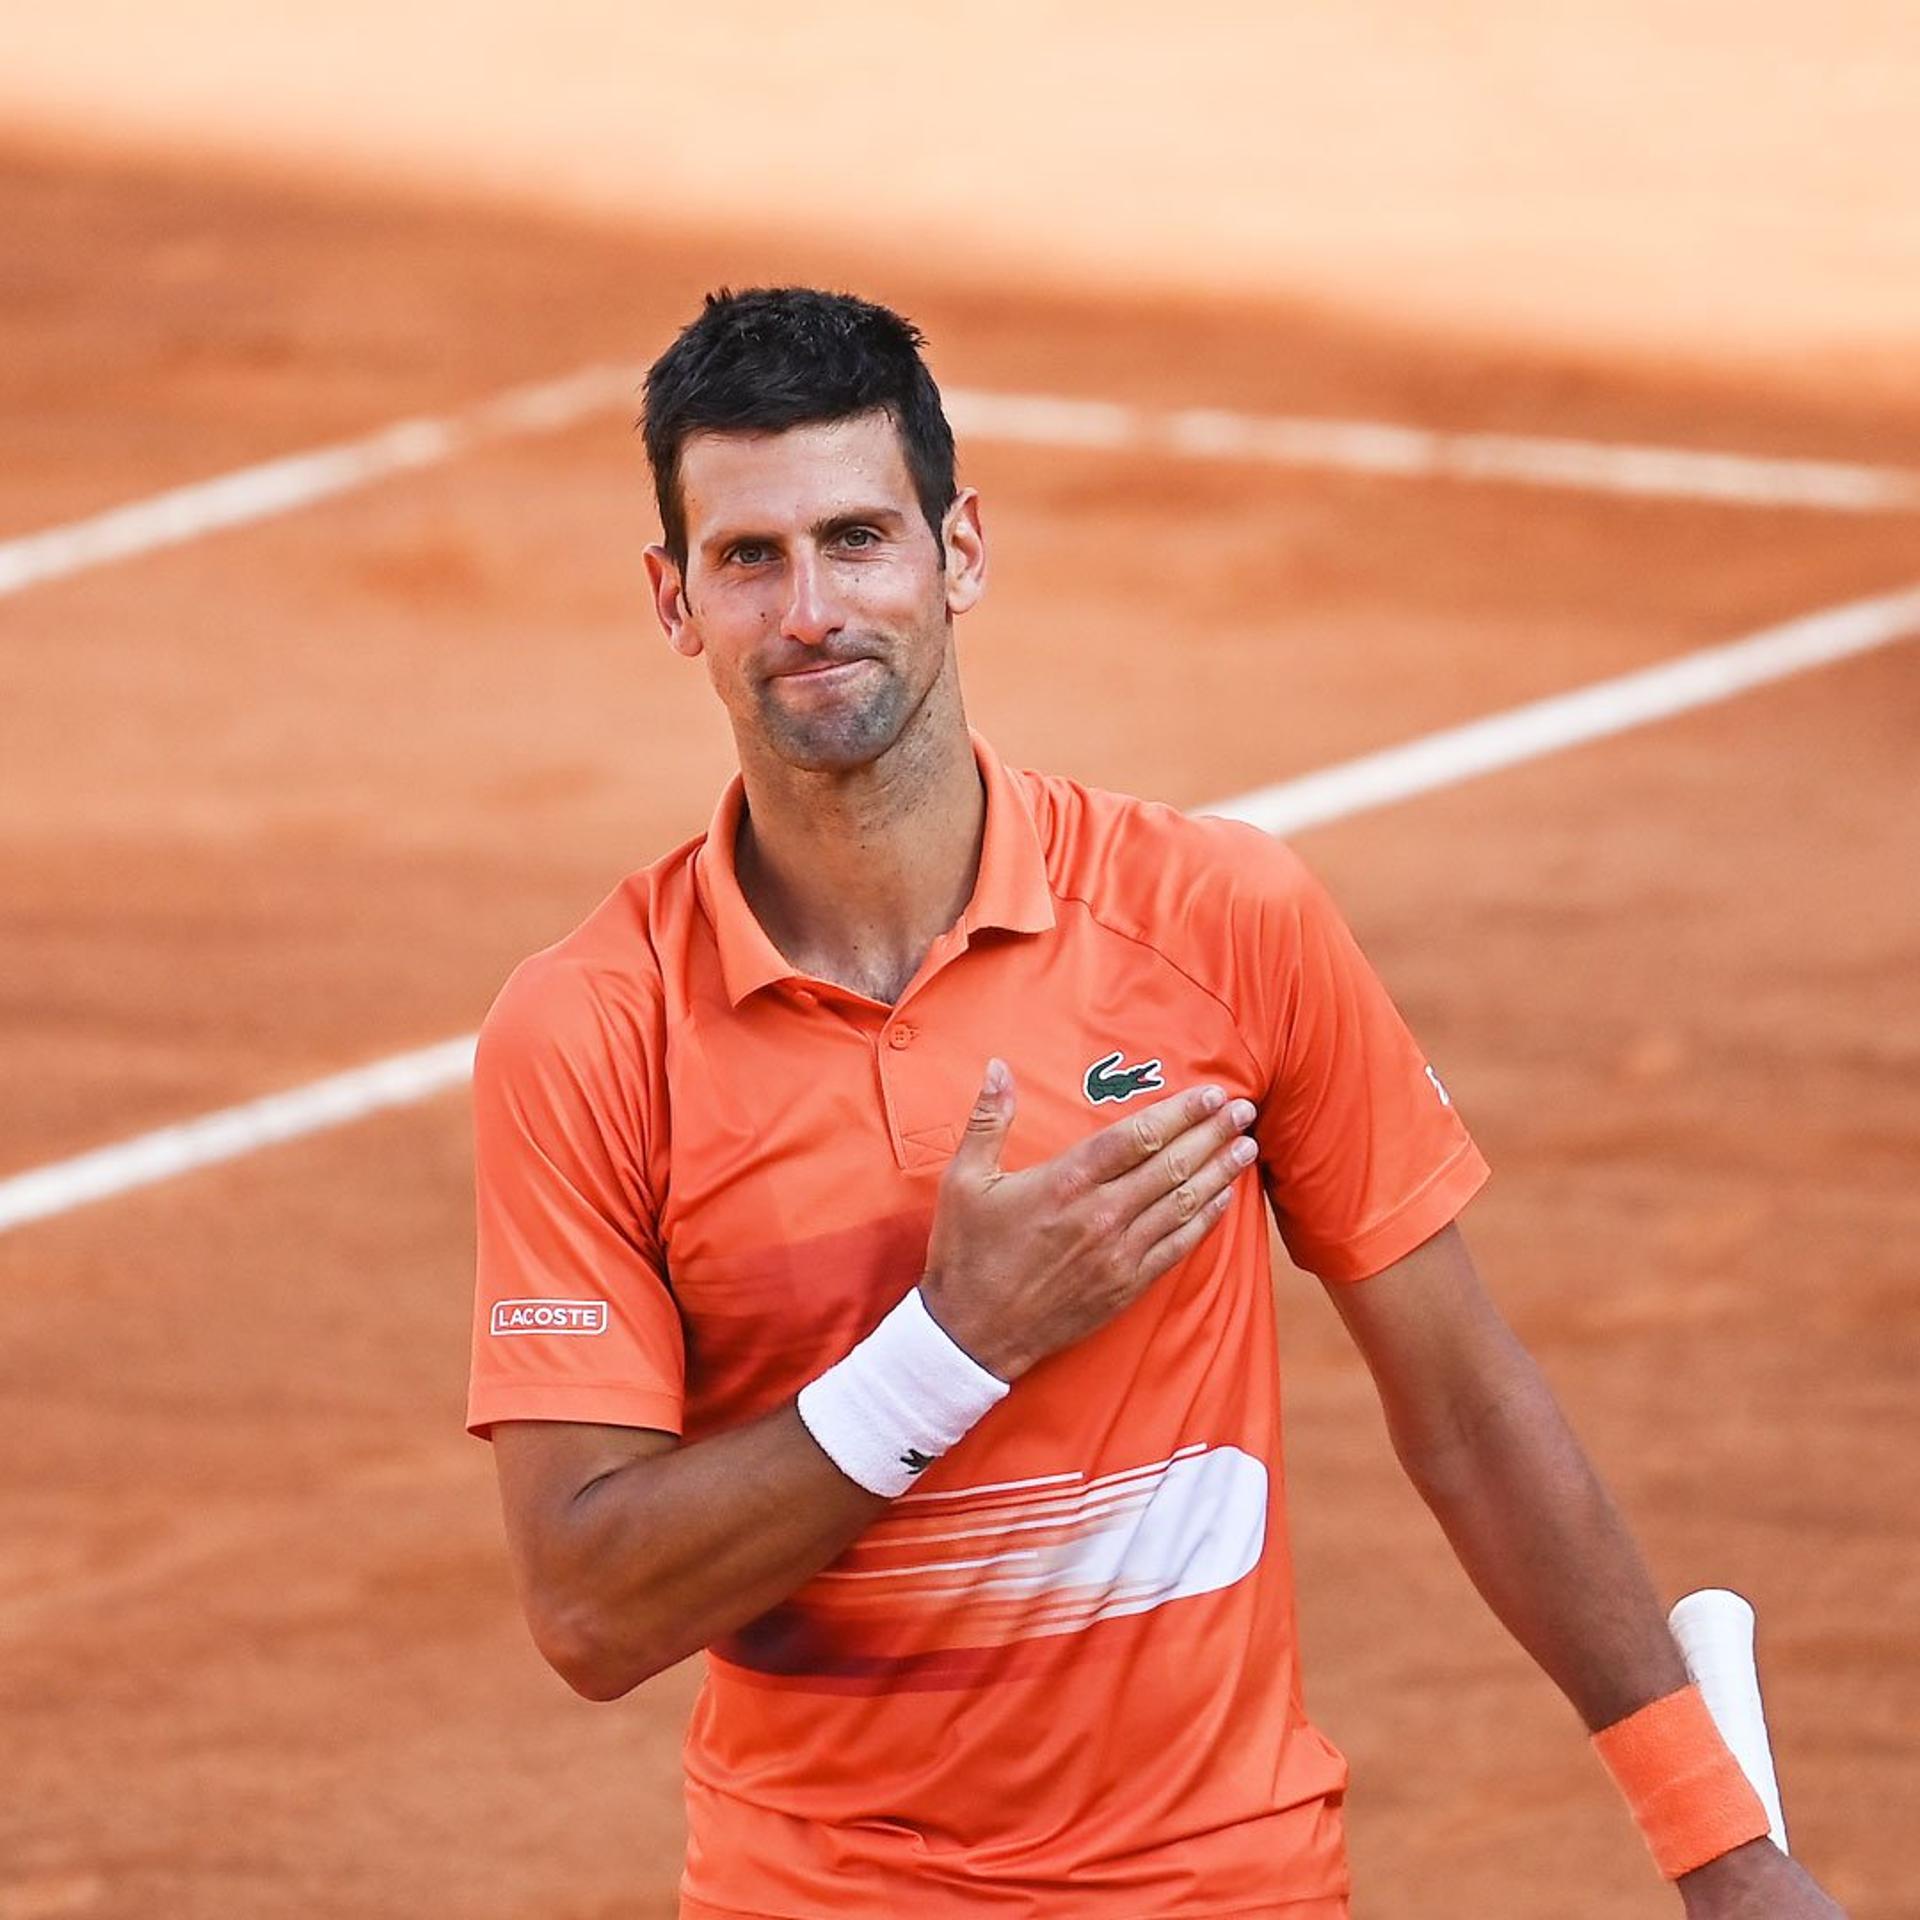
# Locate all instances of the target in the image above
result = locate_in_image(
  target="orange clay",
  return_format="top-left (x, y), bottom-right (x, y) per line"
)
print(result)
top-left (1593, 1683), bottom-right (1773, 1878)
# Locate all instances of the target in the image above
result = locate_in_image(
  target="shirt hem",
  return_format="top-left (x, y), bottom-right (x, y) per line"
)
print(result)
top-left (1292, 1138), bottom-right (1491, 1283)
top-left (680, 1895), bottom-right (1350, 1920)
top-left (465, 1379), bottom-right (685, 1439)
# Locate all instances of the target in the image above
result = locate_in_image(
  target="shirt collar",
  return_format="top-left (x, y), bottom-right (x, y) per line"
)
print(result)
top-left (695, 730), bottom-right (1056, 1008)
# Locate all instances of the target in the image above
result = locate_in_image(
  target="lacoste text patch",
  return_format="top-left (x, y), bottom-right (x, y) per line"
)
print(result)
top-left (490, 1298), bottom-right (609, 1336)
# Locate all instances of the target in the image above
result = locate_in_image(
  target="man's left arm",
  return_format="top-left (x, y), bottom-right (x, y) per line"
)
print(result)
top-left (1328, 1222), bottom-right (1846, 1918)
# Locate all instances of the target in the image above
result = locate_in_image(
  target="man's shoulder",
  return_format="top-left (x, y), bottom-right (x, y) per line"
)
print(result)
top-left (479, 827), bottom-right (707, 1060)
top-left (1013, 760), bottom-right (1316, 925)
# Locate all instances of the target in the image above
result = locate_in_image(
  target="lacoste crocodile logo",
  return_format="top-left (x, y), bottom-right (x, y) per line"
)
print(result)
top-left (899, 1447), bottom-right (936, 1474)
top-left (1083, 1049), bottom-right (1166, 1105)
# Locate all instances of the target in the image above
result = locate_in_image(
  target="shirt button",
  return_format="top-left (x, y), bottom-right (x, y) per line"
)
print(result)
top-left (793, 987), bottom-right (818, 1006)
top-left (887, 1025), bottom-right (916, 1049)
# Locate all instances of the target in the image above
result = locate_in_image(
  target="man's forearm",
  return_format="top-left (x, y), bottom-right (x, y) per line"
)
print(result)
top-left (505, 1404), bottom-right (883, 1699)
top-left (1333, 1231), bottom-right (1844, 1914)
top-left (1393, 1349), bottom-right (1690, 1730)
top-left (1405, 1392), bottom-right (1853, 1914)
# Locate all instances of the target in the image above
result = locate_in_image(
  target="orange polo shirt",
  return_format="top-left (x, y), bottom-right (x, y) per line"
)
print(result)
top-left (468, 733), bottom-right (1489, 1918)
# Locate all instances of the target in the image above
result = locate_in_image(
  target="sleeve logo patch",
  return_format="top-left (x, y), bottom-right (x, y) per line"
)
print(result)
top-left (490, 1298), bottom-right (610, 1336)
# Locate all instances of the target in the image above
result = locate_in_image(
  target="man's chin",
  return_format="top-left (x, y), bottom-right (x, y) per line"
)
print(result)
top-left (756, 714), bottom-right (898, 771)
top-left (755, 689), bottom-right (908, 774)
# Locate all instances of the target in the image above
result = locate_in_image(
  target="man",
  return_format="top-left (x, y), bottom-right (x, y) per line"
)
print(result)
top-left (468, 288), bottom-right (1842, 1918)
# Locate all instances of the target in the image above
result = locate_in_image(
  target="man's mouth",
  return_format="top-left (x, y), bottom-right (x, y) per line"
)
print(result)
top-left (770, 657), bottom-right (874, 682)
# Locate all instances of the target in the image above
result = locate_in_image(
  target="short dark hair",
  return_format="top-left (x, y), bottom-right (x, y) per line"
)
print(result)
top-left (641, 287), bottom-right (957, 566)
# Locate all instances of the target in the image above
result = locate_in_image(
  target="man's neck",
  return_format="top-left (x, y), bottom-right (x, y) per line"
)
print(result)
top-left (733, 705), bottom-right (986, 1008)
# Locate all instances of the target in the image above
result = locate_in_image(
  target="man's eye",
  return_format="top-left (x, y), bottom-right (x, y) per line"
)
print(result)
top-left (838, 527), bottom-right (877, 549)
top-left (728, 544), bottom-right (771, 566)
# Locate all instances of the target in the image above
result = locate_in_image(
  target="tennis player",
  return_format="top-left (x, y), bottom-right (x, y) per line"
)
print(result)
top-left (467, 289), bottom-right (1844, 1918)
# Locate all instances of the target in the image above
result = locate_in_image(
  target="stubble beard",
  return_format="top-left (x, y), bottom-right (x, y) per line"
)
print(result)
top-left (751, 625), bottom-right (948, 775)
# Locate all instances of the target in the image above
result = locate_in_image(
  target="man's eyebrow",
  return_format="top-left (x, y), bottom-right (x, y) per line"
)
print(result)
top-left (700, 524), bottom-right (780, 556)
top-left (813, 506), bottom-right (908, 537)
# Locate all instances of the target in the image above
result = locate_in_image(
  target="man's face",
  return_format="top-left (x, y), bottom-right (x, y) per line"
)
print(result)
top-left (645, 410), bottom-right (984, 773)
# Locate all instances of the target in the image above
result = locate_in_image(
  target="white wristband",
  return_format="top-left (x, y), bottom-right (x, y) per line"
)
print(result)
top-left (796, 1289), bottom-right (1010, 1498)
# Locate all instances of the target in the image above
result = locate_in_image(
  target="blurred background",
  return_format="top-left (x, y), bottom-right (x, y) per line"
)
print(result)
top-left (2, 6), bottom-right (1916, 1916)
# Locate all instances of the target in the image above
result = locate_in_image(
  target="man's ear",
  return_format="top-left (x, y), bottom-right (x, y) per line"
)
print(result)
top-left (644, 545), bottom-right (702, 657)
top-left (942, 489), bottom-right (987, 618)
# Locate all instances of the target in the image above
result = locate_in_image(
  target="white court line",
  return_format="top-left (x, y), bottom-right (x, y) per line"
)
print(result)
top-left (3, 580), bottom-right (1916, 1236)
top-left (0, 364), bottom-right (644, 600)
top-left (0, 1038), bottom-right (479, 1233)
top-left (5, 376), bottom-right (1919, 601)
top-left (942, 392), bottom-right (1920, 513)
top-left (1201, 581), bottom-right (1920, 832)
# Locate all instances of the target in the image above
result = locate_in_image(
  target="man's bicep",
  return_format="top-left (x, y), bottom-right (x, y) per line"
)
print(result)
top-left (491, 1420), bottom-right (677, 1578)
top-left (1321, 1222), bottom-right (1534, 1464)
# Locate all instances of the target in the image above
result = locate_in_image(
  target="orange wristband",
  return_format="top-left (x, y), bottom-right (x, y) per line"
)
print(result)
top-left (1592, 1683), bottom-right (1772, 1879)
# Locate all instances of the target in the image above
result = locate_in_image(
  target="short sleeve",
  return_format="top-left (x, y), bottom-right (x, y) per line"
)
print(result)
top-left (1242, 845), bottom-right (1489, 1282)
top-left (466, 957), bottom-right (686, 1438)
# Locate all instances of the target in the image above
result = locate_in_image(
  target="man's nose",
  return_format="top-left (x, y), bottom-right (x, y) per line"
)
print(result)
top-left (780, 550), bottom-right (842, 647)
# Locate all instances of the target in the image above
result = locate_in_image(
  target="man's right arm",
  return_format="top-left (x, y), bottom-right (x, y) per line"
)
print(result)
top-left (490, 1062), bottom-right (1258, 1700)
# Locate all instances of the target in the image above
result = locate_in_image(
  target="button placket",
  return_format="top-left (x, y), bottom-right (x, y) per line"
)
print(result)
top-left (880, 1012), bottom-right (968, 1172)
top-left (876, 973), bottom-right (956, 1168)
top-left (874, 1024), bottom-right (909, 1168)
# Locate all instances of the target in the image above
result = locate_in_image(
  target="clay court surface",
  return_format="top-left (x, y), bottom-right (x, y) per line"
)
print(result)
top-left (2, 102), bottom-right (1917, 1920)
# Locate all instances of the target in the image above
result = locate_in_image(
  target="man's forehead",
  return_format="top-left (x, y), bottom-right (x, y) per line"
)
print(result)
top-left (678, 411), bottom-right (915, 525)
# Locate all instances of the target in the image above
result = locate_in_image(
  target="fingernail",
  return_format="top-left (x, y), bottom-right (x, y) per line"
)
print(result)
top-left (1199, 1087), bottom-right (1225, 1114)
top-left (1229, 1099), bottom-right (1257, 1128)
top-left (1231, 1136), bottom-right (1259, 1166)
top-left (984, 1058), bottom-right (1009, 1093)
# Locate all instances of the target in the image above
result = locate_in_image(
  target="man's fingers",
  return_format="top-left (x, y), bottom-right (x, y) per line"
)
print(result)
top-left (1124, 1128), bottom-right (1258, 1253)
top-left (1102, 1098), bottom-right (1258, 1223)
top-left (1134, 1181), bottom-right (1240, 1288)
top-left (1067, 1085), bottom-right (1230, 1189)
